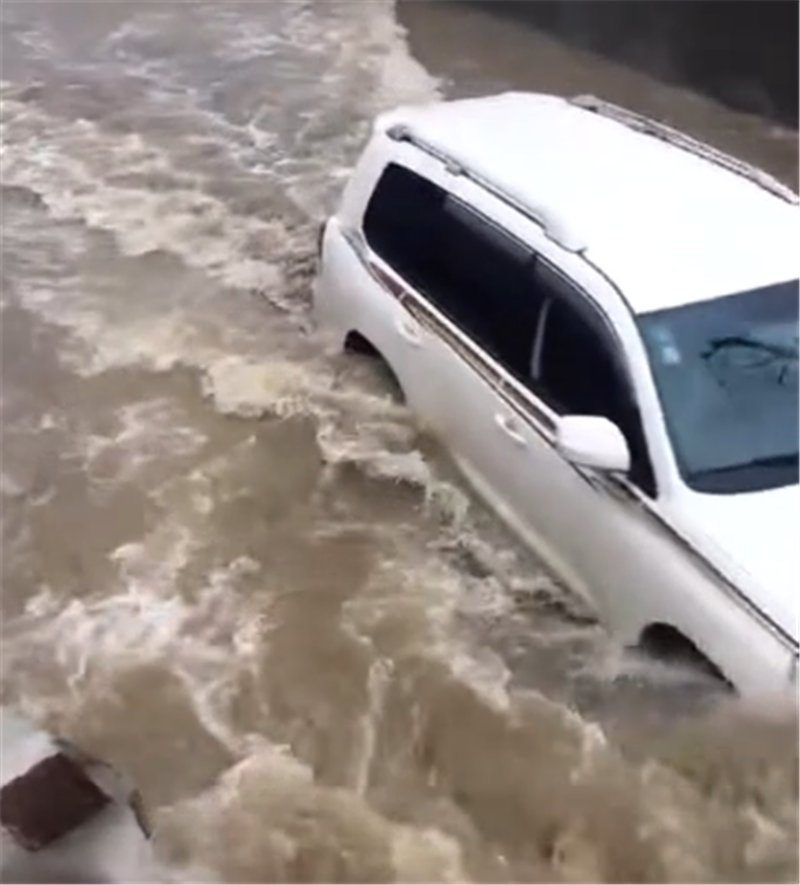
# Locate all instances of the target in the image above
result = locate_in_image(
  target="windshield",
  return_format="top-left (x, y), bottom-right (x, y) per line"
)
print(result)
top-left (638, 280), bottom-right (799, 495)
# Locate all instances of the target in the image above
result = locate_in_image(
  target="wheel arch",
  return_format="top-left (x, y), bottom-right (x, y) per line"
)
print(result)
top-left (343, 330), bottom-right (406, 403)
top-left (638, 621), bottom-right (732, 687)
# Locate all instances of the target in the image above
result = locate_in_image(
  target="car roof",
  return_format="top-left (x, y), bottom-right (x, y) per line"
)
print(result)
top-left (376, 93), bottom-right (799, 314)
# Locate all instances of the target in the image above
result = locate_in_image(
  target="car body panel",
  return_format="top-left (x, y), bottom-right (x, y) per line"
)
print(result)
top-left (677, 484), bottom-right (799, 639)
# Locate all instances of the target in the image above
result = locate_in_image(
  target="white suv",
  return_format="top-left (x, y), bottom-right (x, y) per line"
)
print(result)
top-left (314, 92), bottom-right (799, 696)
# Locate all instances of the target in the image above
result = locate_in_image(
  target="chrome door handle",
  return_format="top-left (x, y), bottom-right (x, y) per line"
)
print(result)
top-left (494, 413), bottom-right (527, 447)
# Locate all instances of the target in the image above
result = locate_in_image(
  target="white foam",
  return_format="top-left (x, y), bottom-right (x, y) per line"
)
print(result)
top-left (2, 515), bottom-right (267, 758)
top-left (389, 825), bottom-right (468, 884)
top-left (342, 546), bottom-right (515, 716)
top-left (0, 100), bottom-right (287, 296)
top-left (199, 352), bottom-right (476, 518)
top-left (336, 651), bottom-right (391, 797)
top-left (0, 471), bottom-right (27, 500)
top-left (1, 0), bottom-right (441, 382)
top-left (154, 739), bottom-right (469, 885)
top-left (3, 16), bottom-right (56, 61)
top-left (201, 356), bottom-right (319, 420)
top-left (82, 398), bottom-right (207, 488)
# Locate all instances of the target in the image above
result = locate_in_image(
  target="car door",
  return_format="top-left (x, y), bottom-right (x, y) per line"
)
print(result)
top-left (361, 160), bottom-right (573, 549)
top-left (394, 193), bottom-right (659, 605)
top-left (516, 264), bottom-right (717, 642)
top-left (424, 248), bottom-right (665, 608)
top-left (402, 288), bottom-right (586, 586)
top-left (381, 182), bottom-right (604, 590)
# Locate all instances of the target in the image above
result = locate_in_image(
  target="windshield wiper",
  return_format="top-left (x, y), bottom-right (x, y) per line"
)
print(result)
top-left (693, 452), bottom-right (799, 479)
top-left (702, 335), bottom-right (798, 385)
top-left (703, 335), bottom-right (799, 362)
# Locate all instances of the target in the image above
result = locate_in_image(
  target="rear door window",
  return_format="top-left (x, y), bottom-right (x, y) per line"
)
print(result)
top-left (363, 162), bottom-right (443, 294)
top-left (363, 162), bottom-right (547, 381)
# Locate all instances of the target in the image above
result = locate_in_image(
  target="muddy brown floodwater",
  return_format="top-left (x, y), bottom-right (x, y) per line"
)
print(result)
top-left (1, 1), bottom-right (797, 883)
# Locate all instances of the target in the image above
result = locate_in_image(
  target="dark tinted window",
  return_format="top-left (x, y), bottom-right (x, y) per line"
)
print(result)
top-left (364, 163), bottom-right (545, 380)
top-left (363, 163), bottom-right (443, 293)
top-left (538, 296), bottom-right (627, 418)
top-left (537, 284), bottom-right (656, 495)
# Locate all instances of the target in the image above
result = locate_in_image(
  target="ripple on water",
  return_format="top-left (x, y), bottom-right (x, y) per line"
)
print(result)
top-left (1, 0), bottom-right (797, 882)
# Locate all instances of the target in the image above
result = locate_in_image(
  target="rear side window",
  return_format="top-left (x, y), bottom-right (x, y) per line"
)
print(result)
top-left (363, 163), bottom-right (545, 380)
top-left (363, 163), bottom-right (443, 292)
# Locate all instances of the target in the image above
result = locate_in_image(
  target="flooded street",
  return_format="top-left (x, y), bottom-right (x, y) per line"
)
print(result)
top-left (0, 1), bottom-right (797, 881)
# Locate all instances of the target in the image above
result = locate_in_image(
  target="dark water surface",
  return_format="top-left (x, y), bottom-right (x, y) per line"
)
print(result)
top-left (1, 2), bottom-right (797, 882)
top-left (454, 0), bottom-right (800, 128)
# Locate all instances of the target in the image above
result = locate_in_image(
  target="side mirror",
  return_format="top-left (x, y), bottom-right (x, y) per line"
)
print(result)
top-left (555, 415), bottom-right (631, 474)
